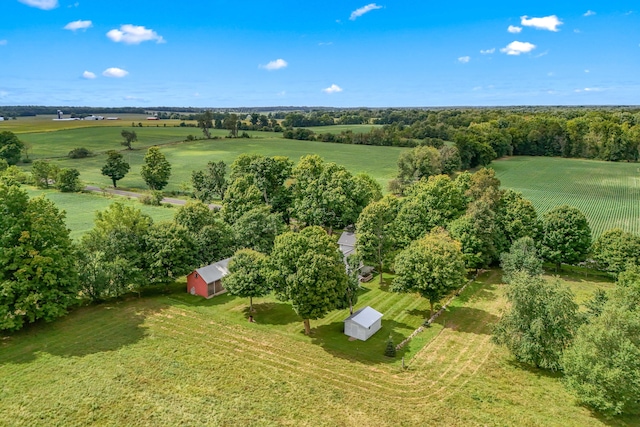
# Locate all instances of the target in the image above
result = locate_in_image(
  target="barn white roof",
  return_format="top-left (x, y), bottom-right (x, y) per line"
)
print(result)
top-left (344, 306), bottom-right (383, 328)
top-left (195, 257), bottom-right (231, 284)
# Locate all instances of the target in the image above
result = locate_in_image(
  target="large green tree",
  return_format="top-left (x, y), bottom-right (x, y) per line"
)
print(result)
top-left (56, 168), bottom-right (81, 192)
top-left (0, 131), bottom-right (25, 165)
top-left (540, 205), bottom-right (592, 271)
top-left (492, 272), bottom-right (582, 371)
top-left (232, 206), bottom-right (286, 254)
top-left (196, 110), bottom-right (213, 139)
top-left (562, 283), bottom-right (640, 416)
top-left (499, 236), bottom-right (543, 284)
top-left (0, 184), bottom-right (79, 331)
top-left (394, 174), bottom-right (465, 247)
top-left (191, 160), bottom-right (227, 201)
top-left (499, 189), bottom-right (541, 245)
top-left (223, 249), bottom-right (269, 313)
top-left (101, 150), bottom-right (130, 188)
top-left (120, 129), bottom-right (137, 150)
top-left (143, 222), bottom-right (198, 284)
top-left (220, 176), bottom-right (264, 224)
top-left (591, 228), bottom-right (640, 276)
top-left (141, 146), bottom-right (171, 191)
top-left (356, 195), bottom-right (399, 283)
top-left (396, 145), bottom-right (442, 187)
top-left (267, 226), bottom-right (348, 335)
top-left (31, 159), bottom-right (59, 189)
top-left (392, 229), bottom-right (467, 317)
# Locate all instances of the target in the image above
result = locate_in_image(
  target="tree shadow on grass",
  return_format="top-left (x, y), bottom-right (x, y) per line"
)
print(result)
top-left (310, 319), bottom-right (414, 365)
top-left (241, 302), bottom-right (300, 326)
top-left (0, 300), bottom-right (152, 365)
top-left (431, 306), bottom-right (500, 336)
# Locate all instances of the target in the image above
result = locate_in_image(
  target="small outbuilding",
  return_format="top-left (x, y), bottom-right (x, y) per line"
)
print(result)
top-left (344, 306), bottom-right (383, 341)
top-left (337, 231), bottom-right (356, 260)
top-left (186, 257), bottom-right (231, 298)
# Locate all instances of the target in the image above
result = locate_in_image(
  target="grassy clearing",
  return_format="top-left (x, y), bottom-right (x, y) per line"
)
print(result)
top-left (25, 188), bottom-right (176, 239)
top-left (1, 270), bottom-right (634, 426)
top-left (20, 129), bottom-right (406, 192)
top-left (493, 156), bottom-right (640, 237)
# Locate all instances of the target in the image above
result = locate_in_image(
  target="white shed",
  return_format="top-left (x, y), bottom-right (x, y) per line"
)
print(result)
top-left (344, 306), bottom-right (383, 341)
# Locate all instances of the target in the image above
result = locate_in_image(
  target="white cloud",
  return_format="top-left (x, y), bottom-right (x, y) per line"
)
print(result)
top-left (575, 87), bottom-right (603, 93)
top-left (106, 25), bottom-right (165, 44)
top-left (102, 67), bottom-right (129, 78)
top-left (349, 3), bottom-right (382, 20)
top-left (585, 69), bottom-right (590, 73)
top-left (260, 58), bottom-right (288, 71)
top-left (322, 84), bottom-right (343, 94)
top-left (82, 71), bottom-right (96, 79)
top-left (64, 20), bottom-right (92, 31)
top-left (318, 41), bottom-right (333, 46)
top-left (0, 40), bottom-right (7, 46)
top-left (500, 41), bottom-right (536, 55)
top-left (18, 0), bottom-right (58, 10)
top-left (521, 15), bottom-right (563, 32)
top-left (458, 56), bottom-right (470, 63)
top-left (508, 25), bottom-right (522, 33)
top-left (480, 48), bottom-right (495, 54)
top-left (583, 10), bottom-right (596, 17)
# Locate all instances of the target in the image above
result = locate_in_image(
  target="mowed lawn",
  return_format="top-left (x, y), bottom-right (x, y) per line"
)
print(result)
top-left (1, 271), bottom-right (633, 426)
top-left (24, 188), bottom-right (176, 240)
top-left (493, 156), bottom-right (640, 237)
top-left (18, 127), bottom-right (406, 192)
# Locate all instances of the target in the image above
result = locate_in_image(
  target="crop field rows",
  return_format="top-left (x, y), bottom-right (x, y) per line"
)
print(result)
top-left (1, 272), bottom-right (627, 426)
top-left (494, 156), bottom-right (640, 237)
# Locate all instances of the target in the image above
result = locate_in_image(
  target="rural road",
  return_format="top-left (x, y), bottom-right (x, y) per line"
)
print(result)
top-left (84, 185), bottom-right (222, 209)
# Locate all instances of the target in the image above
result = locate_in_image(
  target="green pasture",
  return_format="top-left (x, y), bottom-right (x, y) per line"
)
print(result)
top-left (494, 156), bottom-right (640, 238)
top-left (19, 128), bottom-right (406, 192)
top-left (1, 270), bottom-right (631, 426)
top-left (25, 188), bottom-right (176, 240)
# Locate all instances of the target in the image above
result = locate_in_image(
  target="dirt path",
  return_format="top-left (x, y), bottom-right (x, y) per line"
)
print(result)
top-left (83, 185), bottom-right (221, 209)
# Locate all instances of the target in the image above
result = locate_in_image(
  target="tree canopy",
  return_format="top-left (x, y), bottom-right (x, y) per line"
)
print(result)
top-left (0, 131), bottom-right (25, 165)
top-left (141, 146), bottom-right (171, 191)
top-left (541, 205), bottom-right (592, 270)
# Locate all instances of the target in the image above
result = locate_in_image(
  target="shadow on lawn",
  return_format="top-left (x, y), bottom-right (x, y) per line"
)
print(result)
top-left (0, 300), bottom-right (152, 365)
top-left (433, 307), bottom-right (499, 336)
top-left (310, 318), bottom-right (414, 365)
top-left (241, 302), bottom-right (300, 325)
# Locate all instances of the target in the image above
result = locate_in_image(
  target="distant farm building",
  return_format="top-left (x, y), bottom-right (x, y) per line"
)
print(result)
top-left (147, 116), bottom-right (159, 120)
top-left (186, 258), bottom-right (231, 298)
top-left (83, 115), bottom-right (104, 120)
top-left (0, 116), bottom-right (4, 121)
top-left (344, 306), bottom-right (383, 341)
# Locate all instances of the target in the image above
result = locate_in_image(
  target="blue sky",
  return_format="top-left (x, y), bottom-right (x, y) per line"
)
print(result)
top-left (1, 0), bottom-right (639, 107)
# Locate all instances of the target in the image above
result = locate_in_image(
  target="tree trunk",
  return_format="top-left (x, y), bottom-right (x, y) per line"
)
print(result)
top-left (249, 296), bottom-right (253, 313)
top-left (303, 319), bottom-right (311, 335)
top-left (429, 300), bottom-right (434, 319)
top-left (379, 261), bottom-right (384, 284)
top-left (112, 178), bottom-right (117, 188)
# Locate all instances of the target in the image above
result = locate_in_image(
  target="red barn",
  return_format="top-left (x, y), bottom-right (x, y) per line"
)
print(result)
top-left (186, 258), bottom-right (231, 298)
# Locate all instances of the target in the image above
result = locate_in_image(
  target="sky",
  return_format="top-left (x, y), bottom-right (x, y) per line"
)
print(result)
top-left (1, 0), bottom-right (639, 107)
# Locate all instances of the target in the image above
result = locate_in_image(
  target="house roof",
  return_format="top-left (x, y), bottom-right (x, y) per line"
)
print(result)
top-left (337, 231), bottom-right (356, 248)
top-left (195, 257), bottom-right (231, 284)
top-left (344, 306), bottom-right (383, 328)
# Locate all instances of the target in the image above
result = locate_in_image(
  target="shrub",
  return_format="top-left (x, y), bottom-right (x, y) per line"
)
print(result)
top-left (140, 190), bottom-right (164, 206)
top-left (56, 168), bottom-right (81, 192)
top-left (384, 335), bottom-right (396, 357)
top-left (68, 147), bottom-right (93, 159)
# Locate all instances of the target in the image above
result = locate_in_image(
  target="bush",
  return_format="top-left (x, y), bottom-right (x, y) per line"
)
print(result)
top-left (140, 190), bottom-right (164, 206)
top-left (68, 147), bottom-right (93, 159)
top-left (384, 335), bottom-right (396, 357)
top-left (186, 134), bottom-right (195, 141)
top-left (56, 168), bottom-right (81, 192)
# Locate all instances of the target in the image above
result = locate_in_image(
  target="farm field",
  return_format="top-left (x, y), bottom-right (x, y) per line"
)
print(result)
top-left (493, 156), bottom-right (640, 238)
top-left (24, 188), bottom-right (176, 240)
top-left (17, 127), bottom-right (406, 191)
top-left (0, 114), bottom-right (173, 133)
top-left (0, 271), bottom-right (631, 426)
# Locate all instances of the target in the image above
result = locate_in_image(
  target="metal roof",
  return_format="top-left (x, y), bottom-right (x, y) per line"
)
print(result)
top-left (195, 257), bottom-right (231, 284)
top-left (344, 306), bottom-right (383, 328)
top-left (337, 231), bottom-right (356, 248)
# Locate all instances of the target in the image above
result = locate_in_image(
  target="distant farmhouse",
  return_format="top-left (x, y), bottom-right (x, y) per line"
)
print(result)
top-left (186, 258), bottom-right (231, 298)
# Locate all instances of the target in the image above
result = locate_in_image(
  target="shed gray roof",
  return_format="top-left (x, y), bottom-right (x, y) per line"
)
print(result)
top-left (337, 231), bottom-right (356, 248)
top-left (344, 306), bottom-right (383, 328)
top-left (195, 257), bottom-right (231, 284)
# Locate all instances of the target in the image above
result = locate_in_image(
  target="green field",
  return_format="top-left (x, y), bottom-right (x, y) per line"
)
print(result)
top-left (1, 271), bottom-right (632, 426)
top-left (494, 156), bottom-right (640, 238)
top-left (17, 127), bottom-right (406, 192)
top-left (24, 188), bottom-right (176, 240)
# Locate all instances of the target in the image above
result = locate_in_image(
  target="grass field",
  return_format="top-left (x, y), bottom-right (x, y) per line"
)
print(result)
top-left (1, 270), bottom-right (632, 426)
top-left (17, 127), bottom-right (406, 192)
top-left (493, 156), bottom-right (640, 238)
top-left (24, 188), bottom-right (176, 240)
